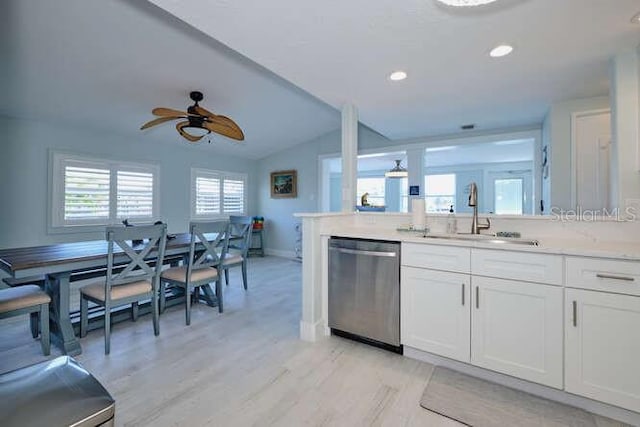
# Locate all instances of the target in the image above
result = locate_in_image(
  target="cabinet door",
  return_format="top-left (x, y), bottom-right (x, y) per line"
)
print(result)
top-left (401, 267), bottom-right (470, 362)
top-left (471, 276), bottom-right (563, 388)
top-left (565, 289), bottom-right (640, 412)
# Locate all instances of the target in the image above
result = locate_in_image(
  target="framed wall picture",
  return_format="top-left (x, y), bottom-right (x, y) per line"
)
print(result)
top-left (270, 170), bottom-right (297, 198)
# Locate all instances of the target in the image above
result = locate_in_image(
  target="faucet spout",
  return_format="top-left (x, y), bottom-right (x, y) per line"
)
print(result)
top-left (468, 182), bottom-right (490, 234)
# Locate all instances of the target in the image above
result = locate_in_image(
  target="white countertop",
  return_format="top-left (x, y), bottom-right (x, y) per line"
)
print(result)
top-left (322, 228), bottom-right (640, 261)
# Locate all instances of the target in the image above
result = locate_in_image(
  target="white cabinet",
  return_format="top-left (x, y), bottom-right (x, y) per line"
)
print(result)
top-left (471, 249), bottom-right (563, 286)
top-left (402, 243), bottom-right (470, 273)
top-left (471, 276), bottom-right (564, 388)
top-left (401, 266), bottom-right (471, 363)
top-left (565, 289), bottom-right (640, 412)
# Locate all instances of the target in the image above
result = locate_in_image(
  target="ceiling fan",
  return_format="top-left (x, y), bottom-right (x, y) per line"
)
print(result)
top-left (141, 91), bottom-right (244, 143)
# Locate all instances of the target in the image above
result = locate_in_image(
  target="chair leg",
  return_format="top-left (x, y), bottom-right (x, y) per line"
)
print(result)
top-left (30, 312), bottom-right (39, 338)
top-left (185, 285), bottom-right (191, 326)
top-left (152, 289), bottom-right (160, 337)
top-left (242, 261), bottom-right (248, 290)
top-left (159, 281), bottom-right (166, 313)
top-left (104, 306), bottom-right (111, 355)
top-left (131, 301), bottom-right (139, 321)
top-left (80, 296), bottom-right (89, 338)
top-left (225, 268), bottom-right (229, 286)
top-left (216, 279), bottom-right (223, 313)
top-left (193, 286), bottom-right (199, 304)
top-left (40, 304), bottom-right (50, 356)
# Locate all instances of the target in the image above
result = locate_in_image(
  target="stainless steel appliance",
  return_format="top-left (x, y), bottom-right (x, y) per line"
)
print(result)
top-left (328, 237), bottom-right (401, 352)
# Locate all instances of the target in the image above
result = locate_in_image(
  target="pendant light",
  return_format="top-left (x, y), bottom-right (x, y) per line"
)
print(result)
top-left (385, 160), bottom-right (408, 178)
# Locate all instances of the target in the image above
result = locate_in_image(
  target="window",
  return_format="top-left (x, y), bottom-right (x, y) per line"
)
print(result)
top-left (357, 177), bottom-right (385, 206)
top-left (191, 168), bottom-right (247, 218)
top-left (494, 178), bottom-right (524, 215)
top-left (51, 153), bottom-right (159, 227)
top-left (425, 174), bottom-right (456, 213)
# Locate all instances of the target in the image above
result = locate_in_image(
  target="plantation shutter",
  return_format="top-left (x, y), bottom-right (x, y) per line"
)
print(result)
top-left (117, 170), bottom-right (154, 218)
top-left (223, 178), bottom-right (245, 213)
top-left (64, 165), bottom-right (110, 220)
top-left (195, 175), bottom-right (221, 215)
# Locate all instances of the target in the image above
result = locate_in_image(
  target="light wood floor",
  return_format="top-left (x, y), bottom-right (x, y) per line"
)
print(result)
top-left (0, 257), bottom-right (627, 426)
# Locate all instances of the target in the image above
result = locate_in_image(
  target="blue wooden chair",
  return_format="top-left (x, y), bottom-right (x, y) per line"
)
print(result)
top-left (222, 216), bottom-right (253, 290)
top-left (0, 285), bottom-right (50, 355)
top-left (79, 223), bottom-right (167, 355)
top-left (160, 221), bottom-right (228, 325)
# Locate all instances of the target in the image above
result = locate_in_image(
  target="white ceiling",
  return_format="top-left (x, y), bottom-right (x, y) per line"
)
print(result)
top-left (148, 0), bottom-right (640, 139)
top-left (3, 1), bottom-right (638, 161)
top-left (0, 0), bottom-right (340, 159)
top-left (326, 137), bottom-right (532, 172)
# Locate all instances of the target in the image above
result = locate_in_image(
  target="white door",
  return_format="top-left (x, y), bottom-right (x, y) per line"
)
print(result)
top-left (471, 276), bottom-right (563, 388)
top-left (573, 110), bottom-right (611, 210)
top-left (565, 289), bottom-right (640, 412)
top-left (401, 267), bottom-right (471, 362)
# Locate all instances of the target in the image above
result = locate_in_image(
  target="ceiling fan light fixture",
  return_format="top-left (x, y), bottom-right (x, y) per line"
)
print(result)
top-left (436, 0), bottom-right (499, 7)
top-left (385, 160), bottom-right (408, 178)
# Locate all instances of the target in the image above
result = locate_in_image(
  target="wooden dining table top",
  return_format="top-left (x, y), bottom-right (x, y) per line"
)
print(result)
top-left (0, 233), bottom-right (200, 278)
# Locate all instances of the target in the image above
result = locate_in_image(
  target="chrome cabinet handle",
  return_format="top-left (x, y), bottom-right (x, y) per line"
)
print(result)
top-left (595, 273), bottom-right (635, 282)
top-left (461, 283), bottom-right (465, 306)
top-left (475, 286), bottom-right (479, 309)
top-left (572, 300), bottom-right (577, 327)
top-left (328, 247), bottom-right (397, 257)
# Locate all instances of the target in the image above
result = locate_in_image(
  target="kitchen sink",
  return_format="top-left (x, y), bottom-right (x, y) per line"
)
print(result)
top-left (423, 233), bottom-right (539, 246)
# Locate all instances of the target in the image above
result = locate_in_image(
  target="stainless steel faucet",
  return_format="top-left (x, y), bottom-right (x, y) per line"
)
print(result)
top-left (468, 182), bottom-right (490, 234)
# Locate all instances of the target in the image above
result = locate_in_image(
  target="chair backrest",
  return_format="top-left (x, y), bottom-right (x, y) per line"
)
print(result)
top-left (227, 216), bottom-right (254, 257)
top-left (105, 223), bottom-right (167, 299)
top-left (186, 221), bottom-right (229, 278)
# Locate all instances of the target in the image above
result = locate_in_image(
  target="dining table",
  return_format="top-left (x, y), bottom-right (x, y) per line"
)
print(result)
top-left (0, 232), bottom-right (221, 355)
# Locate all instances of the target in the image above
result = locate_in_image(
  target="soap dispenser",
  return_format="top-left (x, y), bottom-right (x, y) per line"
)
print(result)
top-left (446, 205), bottom-right (457, 234)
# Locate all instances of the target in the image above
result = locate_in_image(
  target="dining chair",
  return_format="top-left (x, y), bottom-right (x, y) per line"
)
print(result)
top-left (160, 221), bottom-right (228, 325)
top-left (0, 285), bottom-right (50, 355)
top-left (222, 215), bottom-right (253, 290)
top-left (79, 223), bottom-right (167, 355)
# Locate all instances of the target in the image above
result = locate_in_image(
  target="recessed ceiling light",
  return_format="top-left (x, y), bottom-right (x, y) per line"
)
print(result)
top-left (632, 12), bottom-right (640, 24)
top-left (389, 71), bottom-right (407, 81)
top-left (489, 44), bottom-right (514, 58)
top-left (436, 0), bottom-right (498, 6)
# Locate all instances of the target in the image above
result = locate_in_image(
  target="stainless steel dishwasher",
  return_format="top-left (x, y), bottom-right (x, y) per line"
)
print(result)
top-left (328, 237), bottom-right (401, 353)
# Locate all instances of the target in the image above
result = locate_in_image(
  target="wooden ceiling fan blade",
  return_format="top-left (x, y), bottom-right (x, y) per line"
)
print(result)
top-left (203, 120), bottom-right (245, 141)
top-left (152, 107), bottom-right (190, 117)
top-left (140, 116), bottom-right (180, 130)
top-left (176, 121), bottom-right (205, 143)
top-left (193, 105), bottom-right (216, 118)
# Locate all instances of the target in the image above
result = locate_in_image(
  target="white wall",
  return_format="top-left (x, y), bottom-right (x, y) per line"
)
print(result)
top-left (257, 125), bottom-right (390, 255)
top-left (545, 96), bottom-right (610, 210)
top-left (610, 49), bottom-right (640, 212)
top-left (0, 116), bottom-right (259, 248)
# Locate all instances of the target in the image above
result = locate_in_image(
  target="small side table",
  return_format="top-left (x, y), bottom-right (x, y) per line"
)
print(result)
top-left (248, 229), bottom-right (264, 257)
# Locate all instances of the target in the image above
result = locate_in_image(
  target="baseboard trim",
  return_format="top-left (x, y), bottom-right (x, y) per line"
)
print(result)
top-left (404, 346), bottom-right (640, 425)
top-left (264, 248), bottom-right (297, 259)
top-left (299, 320), bottom-right (324, 342)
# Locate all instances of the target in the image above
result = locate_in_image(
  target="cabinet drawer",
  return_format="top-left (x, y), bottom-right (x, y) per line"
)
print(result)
top-left (566, 257), bottom-right (640, 296)
top-left (402, 243), bottom-right (470, 273)
top-left (471, 249), bottom-right (563, 285)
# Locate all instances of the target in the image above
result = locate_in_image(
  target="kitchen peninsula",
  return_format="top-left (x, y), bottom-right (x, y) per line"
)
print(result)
top-left (296, 211), bottom-right (640, 423)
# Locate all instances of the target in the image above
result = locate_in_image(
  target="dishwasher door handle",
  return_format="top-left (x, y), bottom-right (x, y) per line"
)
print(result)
top-left (329, 247), bottom-right (397, 258)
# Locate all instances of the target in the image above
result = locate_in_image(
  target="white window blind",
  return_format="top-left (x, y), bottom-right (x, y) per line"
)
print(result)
top-left (64, 165), bottom-right (110, 220)
top-left (51, 153), bottom-right (159, 228)
top-left (117, 170), bottom-right (154, 218)
top-left (192, 168), bottom-right (247, 218)
top-left (223, 179), bottom-right (245, 213)
top-left (195, 176), bottom-right (221, 216)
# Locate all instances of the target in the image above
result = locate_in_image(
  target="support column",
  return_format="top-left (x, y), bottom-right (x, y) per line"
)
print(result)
top-left (609, 49), bottom-right (640, 214)
top-left (406, 147), bottom-right (425, 210)
top-left (341, 104), bottom-right (358, 212)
